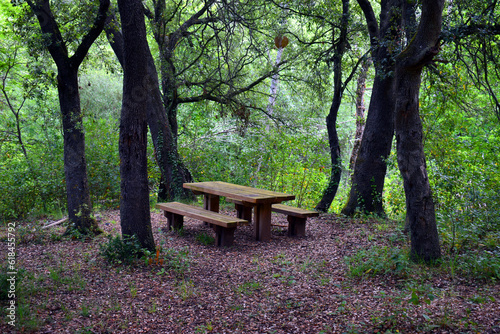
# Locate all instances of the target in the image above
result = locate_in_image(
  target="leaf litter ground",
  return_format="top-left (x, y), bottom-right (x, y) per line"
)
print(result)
top-left (1, 209), bottom-right (499, 333)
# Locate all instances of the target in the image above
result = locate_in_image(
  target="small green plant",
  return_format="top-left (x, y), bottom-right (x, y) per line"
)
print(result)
top-left (148, 299), bottom-right (158, 313)
top-left (80, 304), bottom-right (91, 317)
top-left (195, 231), bottom-right (215, 246)
top-left (195, 321), bottom-right (214, 333)
top-left (176, 279), bottom-right (197, 300)
top-left (129, 282), bottom-right (138, 298)
top-left (235, 280), bottom-right (262, 296)
top-left (163, 247), bottom-right (191, 277)
top-left (99, 234), bottom-right (145, 265)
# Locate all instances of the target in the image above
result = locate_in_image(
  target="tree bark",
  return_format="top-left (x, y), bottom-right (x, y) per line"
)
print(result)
top-left (118, 0), bottom-right (155, 251)
top-left (341, 0), bottom-right (402, 217)
top-left (27, 0), bottom-right (110, 234)
top-left (348, 58), bottom-right (370, 173)
top-left (105, 12), bottom-right (194, 203)
top-left (314, 0), bottom-right (349, 213)
top-left (394, 0), bottom-right (444, 262)
top-left (150, 0), bottom-right (216, 202)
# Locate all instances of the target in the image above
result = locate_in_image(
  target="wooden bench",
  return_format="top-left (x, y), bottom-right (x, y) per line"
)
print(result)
top-left (226, 199), bottom-right (319, 237)
top-left (156, 202), bottom-right (248, 247)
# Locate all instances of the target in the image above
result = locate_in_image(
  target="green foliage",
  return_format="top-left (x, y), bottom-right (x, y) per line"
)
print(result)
top-left (344, 245), bottom-right (411, 278)
top-left (180, 112), bottom-right (332, 210)
top-left (162, 247), bottom-right (191, 278)
top-left (195, 231), bottom-right (215, 246)
top-left (449, 250), bottom-right (500, 281)
top-left (99, 234), bottom-right (146, 265)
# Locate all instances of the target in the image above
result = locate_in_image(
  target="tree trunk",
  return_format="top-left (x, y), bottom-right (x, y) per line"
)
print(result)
top-left (394, 0), bottom-right (444, 262)
top-left (314, 0), bottom-right (349, 213)
top-left (58, 69), bottom-right (96, 233)
top-left (156, 43), bottom-right (195, 202)
top-left (341, 0), bottom-right (402, 217)
top-left (27, 0), bottom-right (110, 234)
top-left (105, 13), bottom-right (194, 203)
top-left (149, 59), bottom-right (194, 202)
top-left (349, 58), bottom-right (370, 173)
top-left (341, 74), bottom-right (395, 216)
top-left (118, 0), bottom-right (155, 251)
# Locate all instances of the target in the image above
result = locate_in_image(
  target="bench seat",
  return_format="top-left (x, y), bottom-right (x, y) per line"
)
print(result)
top-left (226, 198), bottom-right (319, 237)
top-left (156, 202), bottom-right (248, 247)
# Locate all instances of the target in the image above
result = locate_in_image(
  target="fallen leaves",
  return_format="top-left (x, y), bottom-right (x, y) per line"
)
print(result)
top-left (1, 210), bottom-right (499, 333)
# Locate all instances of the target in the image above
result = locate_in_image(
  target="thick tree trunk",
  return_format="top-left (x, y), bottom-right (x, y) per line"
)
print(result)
top-left (341, 74), bottom-right (395, 216)
top-left (105, 14), bottom-right (193, 203)
top-left (395, 67), bottom-right (441, 262)
top-left (118, 0), bottom-right (155, 251)
top-left (341, 0), bottom-right (402, 217)
top-left (394, 0), bottom-right (444, 262)
top-left (58, 70), bottom-right (97, 233)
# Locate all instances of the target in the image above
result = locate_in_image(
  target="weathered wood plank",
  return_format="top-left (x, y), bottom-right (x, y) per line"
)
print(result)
top-left (271, 204), bottom-right (319, 219)
top-left (156, 202), bottom-right (248, 228)
top-left (183, 181), bottom-right (295, 204)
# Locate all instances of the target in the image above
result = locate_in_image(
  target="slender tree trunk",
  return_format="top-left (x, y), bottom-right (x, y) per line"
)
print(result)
top-left (394, 0), bottom-right (444, 262)
top-left (267, 47), bottom-right (284, 118)
top-left (315, 0), bottom-right (349, 213)
top-left (152, 4), bottom-right (196, 202)
top-left (157, 52), bottom-right (194, 202)
top-left (349, 58), bottom-right (370, 173)
top-left (118, 0), bottom-right (155, 251)
top-left (341, 0), bottom-right (402, 217)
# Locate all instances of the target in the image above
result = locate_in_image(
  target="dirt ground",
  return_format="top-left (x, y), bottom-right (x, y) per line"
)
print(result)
top-left (1, 208), bottom-right (499, 333)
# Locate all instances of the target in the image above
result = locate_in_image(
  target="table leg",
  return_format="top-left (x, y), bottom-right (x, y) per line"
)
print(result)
top-left (203, 194), bottom-right (220, 212)
top-left (254, 203), bottom-right (272, 241)
top-left (203, 194), bottom-right (220, 226)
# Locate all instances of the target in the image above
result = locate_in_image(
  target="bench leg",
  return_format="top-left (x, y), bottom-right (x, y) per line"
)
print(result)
top-left (164, 211), bottom-right (184, 231)
top-left (235, 203), bottom-right (253, 224)
top-left (287, 216), bottom-right (306, 237)
top-left (214, 226), bottom-right (236, 247)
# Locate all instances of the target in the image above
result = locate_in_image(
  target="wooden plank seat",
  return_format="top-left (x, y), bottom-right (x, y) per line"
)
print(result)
top-left (226, 198), bottom-right (319, 237)
top-left (156, 202), bottom-right (248, 247)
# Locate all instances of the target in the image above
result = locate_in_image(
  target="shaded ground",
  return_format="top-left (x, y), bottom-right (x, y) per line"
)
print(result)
top-left (1, 208), bottom-right (499, 333)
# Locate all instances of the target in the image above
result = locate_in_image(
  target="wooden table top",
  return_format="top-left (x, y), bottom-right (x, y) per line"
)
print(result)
top-left (183, 181), bottom-right (295, 204)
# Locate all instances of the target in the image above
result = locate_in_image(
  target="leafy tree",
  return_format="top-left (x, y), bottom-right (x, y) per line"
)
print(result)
top-left (25, 0), bottom-right (110, 234)
top-left (105, 0), bottom-right (295, 203)
top-left (146, 0), bottom-right (293, 201)
top-left (117, 0), bottom-right (155, 251)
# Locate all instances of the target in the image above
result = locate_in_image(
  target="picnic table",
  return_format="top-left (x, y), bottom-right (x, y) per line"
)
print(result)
top-left (183, 181), bottom-right (295, 241)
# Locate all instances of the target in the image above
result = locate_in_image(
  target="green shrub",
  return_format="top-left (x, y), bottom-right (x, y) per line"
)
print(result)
top-left (99, 234), bottom-right (146, 265)
top-left (452, 249), bottom-right (500, 281)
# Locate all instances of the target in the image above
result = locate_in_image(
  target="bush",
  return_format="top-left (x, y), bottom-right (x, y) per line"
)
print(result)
top-left (344, 245), bottom-right (411, 278)
top-left (99, 234), bottom-right (146, 265)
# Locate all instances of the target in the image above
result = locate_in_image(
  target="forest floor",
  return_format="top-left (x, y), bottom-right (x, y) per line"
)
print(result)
top-left (1, 207), bottom-right (499, 334)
